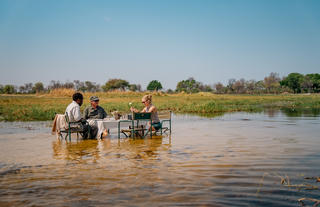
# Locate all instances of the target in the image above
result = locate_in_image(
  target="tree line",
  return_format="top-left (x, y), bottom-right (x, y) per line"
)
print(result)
top-left (0, 72), bottom-right (319, 94)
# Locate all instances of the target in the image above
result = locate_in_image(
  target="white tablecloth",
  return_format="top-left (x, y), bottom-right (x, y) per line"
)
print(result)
top-left (88, 118), bottom-right (146, 139)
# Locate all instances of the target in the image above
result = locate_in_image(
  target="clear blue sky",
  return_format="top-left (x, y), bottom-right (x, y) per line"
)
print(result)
top-left (0, 0), bottom-right (319, 90)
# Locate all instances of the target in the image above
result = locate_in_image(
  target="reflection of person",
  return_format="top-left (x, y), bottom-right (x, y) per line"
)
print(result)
top-left (65, 92), bottom-right (94, 139)
top-left (130, 94), bottom-right (161, 131)
top-left (52, 139), bottom-right (100, 162)
top-left (83, 96), bottom-right (107, 119)
top-left (83, 96), bottom-right (107, 138)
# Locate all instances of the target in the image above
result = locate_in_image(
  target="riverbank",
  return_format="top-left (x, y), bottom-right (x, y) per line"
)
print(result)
top-left (0, 92), bottom-right (319, 121)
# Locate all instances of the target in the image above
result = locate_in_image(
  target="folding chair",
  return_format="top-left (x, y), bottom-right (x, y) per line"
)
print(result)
top-left (60, 112), bottom-right (87, 141)
top-left (120, 112), bottom-right (152, 138)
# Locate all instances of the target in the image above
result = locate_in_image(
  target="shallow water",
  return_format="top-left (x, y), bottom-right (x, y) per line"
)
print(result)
top-left (0, 110), bottom-right (320, 207)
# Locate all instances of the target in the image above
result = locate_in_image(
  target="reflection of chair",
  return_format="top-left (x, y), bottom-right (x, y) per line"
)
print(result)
top-left (120, 112), bottom-right (152, 138)
top-left (60, 112), bottom-right (87, 141)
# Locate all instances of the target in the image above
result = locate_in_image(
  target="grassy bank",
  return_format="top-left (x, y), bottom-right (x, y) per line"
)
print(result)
top-left (0, 92), bottom-right (320, 121)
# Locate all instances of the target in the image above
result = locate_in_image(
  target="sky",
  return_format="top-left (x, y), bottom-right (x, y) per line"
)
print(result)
top-left (0, 0), bottom-right (320, 90)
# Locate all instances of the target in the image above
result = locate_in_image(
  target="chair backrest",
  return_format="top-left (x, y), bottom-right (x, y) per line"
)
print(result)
top-left (65, 112), bottom-right (70, 123)
top-left (133, 112), bottom-right (151, 120)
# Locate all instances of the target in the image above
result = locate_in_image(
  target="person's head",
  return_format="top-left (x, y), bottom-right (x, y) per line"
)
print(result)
top-left (90, 96), bottom-right (99, 108)
top-left (72, 92), bottom-right (83, 106)
top-left (142, 94), bottom-right (152, 106)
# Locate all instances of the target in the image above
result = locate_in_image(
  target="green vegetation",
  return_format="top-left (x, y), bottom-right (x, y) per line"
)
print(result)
top-left (0, 92), bottom-right (319, 121)
top-left (147, 80), bottom-right (163, 91)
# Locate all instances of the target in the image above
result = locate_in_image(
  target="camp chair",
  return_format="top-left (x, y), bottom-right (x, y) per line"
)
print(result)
top-left (152, 111), bottom-right (172, 135)
top-left (60, 112), bottom-right (88, 141)
top-left (120, 112), bottom-right (152, 138)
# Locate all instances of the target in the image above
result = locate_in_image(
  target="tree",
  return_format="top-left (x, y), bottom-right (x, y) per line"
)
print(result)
top-left (214, 82), bottom-right (225, 94)
top-left (305, 73), bottom-right (320, 93)
top-left (227, 79), bottom-right (236, 93)
top-left (0, 85), bottom-right (3, 94)
top-left (264, 72), bottom-right (280, 93)
top-left (33, 82), bottom-right (44, 93)
top-left (102, 79), bottom-right (129, 91)
top-left (176, 77), bottom-right (201, 93)
top-left (147, 80), bottom-right (163, 91)
top-left (129, 84), bottom-right (141, 92)
top-left (245, 80), bottom-right (256, 94)
top-left (74, 80), bottom-right (86, 92)
top-left (3, 85), bottom-right (16, 94)
top-left (233, 78), bottom-right (246, 94)
top-left (85, 81), bottom-right (100, 92)
top-left (280, 73), bottom-right (304, 93)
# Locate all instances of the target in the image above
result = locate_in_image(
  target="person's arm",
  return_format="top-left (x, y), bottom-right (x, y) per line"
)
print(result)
top-left (141, 107), bottom-right (147, 112)
top-left (130, 107), bottom-right (140, 113)
top-left (83, 107), bottom-right (88, 120)
top-left (102, 108), bottom-right (107, 119)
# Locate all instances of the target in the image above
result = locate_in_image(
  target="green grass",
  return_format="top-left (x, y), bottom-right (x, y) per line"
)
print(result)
top-left (0, 93), bottom-right (319, 121)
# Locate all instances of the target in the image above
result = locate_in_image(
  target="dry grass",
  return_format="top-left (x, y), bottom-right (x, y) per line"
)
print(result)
top-left (0, 92), bottom-right (319, 121)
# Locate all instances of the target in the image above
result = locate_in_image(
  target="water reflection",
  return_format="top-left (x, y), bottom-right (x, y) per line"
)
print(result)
top-left (52, 139), bottom-right (100, 163)
top-left (52, 136), bottom-right (171, 163)
top-left (280, 107), bottom-right (320, 117)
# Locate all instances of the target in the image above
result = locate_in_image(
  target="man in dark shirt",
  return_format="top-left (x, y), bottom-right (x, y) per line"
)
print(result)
top-left (83, 96), bottom-right (107, 139)
top-left (83, 96), bottom-right (107, 120)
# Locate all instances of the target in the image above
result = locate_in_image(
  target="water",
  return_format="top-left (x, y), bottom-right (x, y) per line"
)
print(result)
top-left (0, 110), bottom-right (319, 207)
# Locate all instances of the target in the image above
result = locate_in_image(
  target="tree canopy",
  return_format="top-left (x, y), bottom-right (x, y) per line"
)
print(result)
top-left (147, 80), bottom-right (163, 91)
top-left (102, 79), bottom-right (129, 91)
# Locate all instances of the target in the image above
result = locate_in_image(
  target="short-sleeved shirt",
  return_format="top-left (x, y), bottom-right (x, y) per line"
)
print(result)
top-left (65, 101), bottom-right (82, 122)
top-left (83, 105), bottom-right (107, 120)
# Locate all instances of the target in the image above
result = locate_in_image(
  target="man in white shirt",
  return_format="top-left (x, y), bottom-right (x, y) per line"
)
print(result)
top-left (65, 92), bottom-right (91, 138)
top-left (65, 92), bottom-right (83, 122)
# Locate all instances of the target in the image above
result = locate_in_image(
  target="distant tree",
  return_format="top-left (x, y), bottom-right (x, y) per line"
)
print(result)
top-left (176, 77), bottom-right (201, 93)
top-left (19, 85), bottom-right (26, 93)
top-left (48, 80), bottom-right (63, 90)
top-left (85, 81), bottom-right (100, 92)
top-left (33, 82), bottom-right (44, 93)
top-left (245, 80), bottom-right (256, 94)
top-left (199, 84), bottom-right (213, 92)
top-left (19, 83), bottom-right (34, 93)
top-left (301, 76), bottom-right (313, 93)
top-left (0, 85), bottom-right (3, 94)
top-left (63, 81), bottom-right (74, 89)
top-left (227, 79), bottom-right (236, 93)
top-left (102, 79), bottom-right (129, 91)
top-left (214, 82), bottom-right (225, 94)
top-left (254, 80), bottom-right (265, 94)
top-left (74, 80), bottom-right (86, 92)
top-left (3, 85), bottom-right (16, 94)
top-left (147, 80), bottom-right (163, 91)
top-left (305, 73), bottom-right (320, 93)
top-left (264, 72), bottom-right (281, 93)
top-left (129, 84), bottom-right (141, 92)
top-left (280, 73), bottom-right (304, 93)
top-left (233, 78), bottom-right (246, 94)
top-left (166, 89), bottom-right (174, 94)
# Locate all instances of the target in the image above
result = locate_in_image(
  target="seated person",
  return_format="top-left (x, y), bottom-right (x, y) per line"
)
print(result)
top-left (83, 96), bottom-right (108, 138)
top-left (83, 96), bottom-right (107, 120)
top-left (65, 92), bottom-right (95, 139)
top-left (130, 94), bottom-right (161, 131)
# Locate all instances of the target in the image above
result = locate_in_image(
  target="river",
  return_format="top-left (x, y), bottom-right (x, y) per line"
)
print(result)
top-left (0, 110), bottom-right (319, 206)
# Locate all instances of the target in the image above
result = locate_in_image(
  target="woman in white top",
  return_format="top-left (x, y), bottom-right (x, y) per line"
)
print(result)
top-left (130, 94), bottom-right (161, 131)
